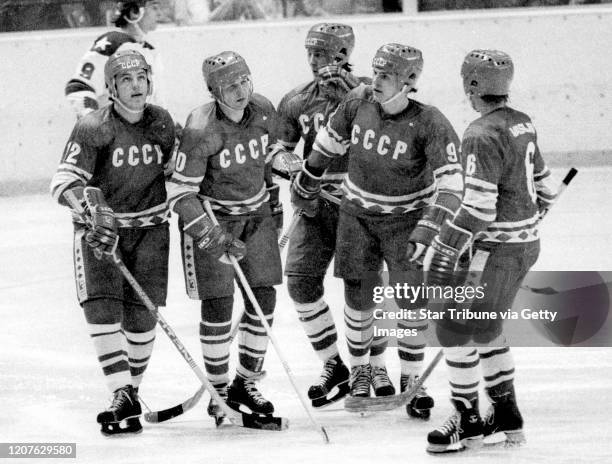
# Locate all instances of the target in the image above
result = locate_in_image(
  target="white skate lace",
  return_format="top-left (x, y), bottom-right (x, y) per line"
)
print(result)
top-left (244, 379), bottom-right (268, 406)
top-left (437, 412), bottom-right (461, 435)
top-left (109, 387), bottom-right (133, 410)
top-left (350, 365), bottom-right (371, 394)
top-left (484, 405), bottom-right (495, 426)
top-left (316, 358), bottom-right (338, 387)
top-left (371, 366), bottom-right (393, 389)
top-left (401, 375), bottom-right (428, 397)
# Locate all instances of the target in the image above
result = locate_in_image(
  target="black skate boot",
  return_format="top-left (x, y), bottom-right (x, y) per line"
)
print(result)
top-left (349, 364), bottom-right (372, 398)
top-left (401, 374), bottom-right (435, 419)
top-left (483, 386), bottom-right (525, 446)
top-left (371, 366), bottom-right (395, 397)
top-left (207, 383), bottom-right (229, 427)
top-left (427, 399), bottom-right (483, 454)
top-left (227, 376), bottom-right (274, 415)
top-left (96, 385), bottom-right (142, 436)
top-left (307, 355), bottom-right (350, 408)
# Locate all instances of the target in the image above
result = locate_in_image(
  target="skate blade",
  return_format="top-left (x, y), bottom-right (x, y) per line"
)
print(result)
top-left (311, 382), bottom-right (350, 408)
top-left (426, 435), bottom-right (483, 454)
top-left (484, 430), bottom-right (526, 447)
top-left (407, 407), bottom-right (431, 420)
top-left (100, 417), bottom-right (143, 437)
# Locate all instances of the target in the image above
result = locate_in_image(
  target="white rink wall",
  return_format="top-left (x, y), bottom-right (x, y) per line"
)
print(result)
top-left (1, 5), bottom-right (611, 193)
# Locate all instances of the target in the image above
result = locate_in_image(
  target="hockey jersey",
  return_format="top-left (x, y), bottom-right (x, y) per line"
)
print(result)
top-left (51, 104), bottom-right (175, 227)
top-left (276, 77), bottom-right (370, 196)
top-left (167, 94), bottom-right (279, 215)
top-left (453, 106), bottom-right (557, 243)
top-left (65, 30), bottom-right (165, 117)
top-left (311, 85), bottom-right (463, 217)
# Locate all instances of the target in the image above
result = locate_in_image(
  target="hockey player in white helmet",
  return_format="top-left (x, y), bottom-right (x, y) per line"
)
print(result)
top-left (424, 49), bottom-right (557, 453)
top-left (65, 1), bottom-right (166, 118)
top-left (51, 50), bottom-right (176, 436)
top-left (292, 43), bottom-right (464, 418)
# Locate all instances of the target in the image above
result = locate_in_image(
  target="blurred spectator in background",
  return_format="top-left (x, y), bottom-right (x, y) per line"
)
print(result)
top-left (208, 0), bottom-right (266, 20)
top-left (173, 0), bottom-right (209, 24)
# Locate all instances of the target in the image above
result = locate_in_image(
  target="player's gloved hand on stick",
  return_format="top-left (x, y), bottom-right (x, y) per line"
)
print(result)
top-left (272, 147), bottom-right (302, 178)
top-left (196, 223), bottom-right (246, 262)
top-left (83, 187), bottom-right (119, 256)
top-left (423, 222), bottom-right (473, 286)
top-left (267, 183), bottom-right (284, 238)
top-left (406, 205), bottom-right (453, 265)
top-left (291, 160), bottom-right (323, 218)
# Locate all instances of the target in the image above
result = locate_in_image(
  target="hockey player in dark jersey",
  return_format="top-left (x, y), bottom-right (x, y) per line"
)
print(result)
top-left (166, 51), bottom-right (283, 423)
top-left (65, 1), bottom-right (164, 118)
top-left (273, 23), bottom-right (395, 408)
top-left (51, 50), bottom-right (176, 436)
top-left (423, 50), bottom-right (557, 453)
top-left (292, 43), bottom-right (464, 418)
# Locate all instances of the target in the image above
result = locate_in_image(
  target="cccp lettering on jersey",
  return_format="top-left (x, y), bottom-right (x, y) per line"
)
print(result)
top-left (219, 134), bottom-right (269, 168)
top-left (351, 124), bottom-right (408, 159)
top-left (112, 144), bottom-right (164, 168)
top-left (299, 112), bottom-right (325, 135)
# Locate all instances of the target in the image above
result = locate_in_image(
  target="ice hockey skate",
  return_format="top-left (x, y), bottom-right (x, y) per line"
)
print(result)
top-left (307, 355), bottom-right (350, 408)
top-left (227, 375), bottom-right (275, 416)
top-left (371, 366), bottom-right (395, 397)
top-left (207, 383), bottom-right (229, 427)
top-left (96, 385), bottom-right (142, 437)
top-left (401, 374), bottom-right (435, 419)
top-left (427, 400), bottom-right (483, 453)
top-left (483, 396), bottom-right (525, 446)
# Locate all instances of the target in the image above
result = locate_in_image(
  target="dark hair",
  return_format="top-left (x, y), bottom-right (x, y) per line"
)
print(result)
top-left (480, 94), bottom-right (509, 104)
top-left (112, 2), bottom-right (141, 28)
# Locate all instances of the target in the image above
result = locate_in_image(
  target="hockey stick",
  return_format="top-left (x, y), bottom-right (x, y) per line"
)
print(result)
top-left (146, 201), bottom-right (304, 423)
top-left (203, 200), bottom-right (330, 444)
top-left (272, 167), bottom-right (341, 206)
top-left (64, 189), bottom-right (288, 431)
top-left (344, 167), bottom-right (578, 412)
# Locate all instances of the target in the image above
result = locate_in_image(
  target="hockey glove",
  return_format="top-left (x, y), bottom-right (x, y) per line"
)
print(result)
top-left (406, 205), bottom-right (454, 264)
top-left (267, 183), bottom-right (284, 238)
top-left (290, 161), bottom-right (323, 218)
top-left (83, 187), bottom-right (119, 256)
top-left (423, 222), bottom-right (473, 286)
top-left (185, 214), bottom-right (245, 262)
top-left (317, 65), bottom-right (360, 93)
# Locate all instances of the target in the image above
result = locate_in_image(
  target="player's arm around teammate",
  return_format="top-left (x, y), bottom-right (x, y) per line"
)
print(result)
top-left (423, 50), bottom-right (558, 454)
top-left (51, 51), bottom-right (176, 436)
top-left (292, 44), bottom-right (463, 418)
top-left (166, 51), bottom-right (284, 422)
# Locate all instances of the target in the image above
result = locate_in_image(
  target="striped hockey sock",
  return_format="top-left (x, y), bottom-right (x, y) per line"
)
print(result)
top-left (88, 322), bottom-right (131, 392)
top-left (200, 320), bottom-right (232, 387)
top-left (237, 287), bottom-right (274, 379)
top-left (124, 328), bottom-right (156, 389)
top-left (397, 319), bottom-right (428, 375)
top-left (443, 346), bottom-right (480, 408)
top-left (344, 305), bottom-right (373, 367)
top-left (295, 298), bottom-right (339, 362)
top-left (478, 344), bottom-right (515, 396)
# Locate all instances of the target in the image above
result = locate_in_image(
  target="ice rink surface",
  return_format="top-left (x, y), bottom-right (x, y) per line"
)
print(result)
top-left (1, 166), bottom-right (611, 464)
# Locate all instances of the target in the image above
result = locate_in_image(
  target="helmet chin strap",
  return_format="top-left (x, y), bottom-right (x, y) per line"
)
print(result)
top-left (380, 84), bottom-right (411, 115)
top-left (111, 95), bottom-right (145, 117)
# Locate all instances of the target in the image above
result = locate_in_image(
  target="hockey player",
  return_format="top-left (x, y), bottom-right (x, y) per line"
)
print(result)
top-left (292, 43), bottom-right (463, 418)
top-left (424, 50), bottom-right (558, 453)
top-left (273, 23), bottom-right (395, 408)
top-left (166, 51), bottom-right (283, 423)
top-left (50, 50), bottom-right (176, 436)
top-left (65, 1), bottom-right (164, 118)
